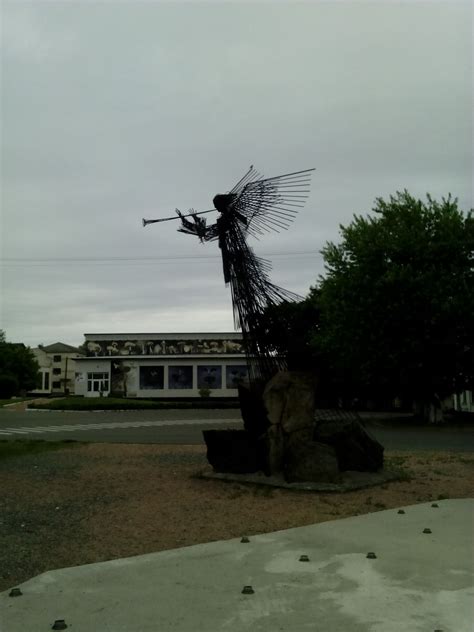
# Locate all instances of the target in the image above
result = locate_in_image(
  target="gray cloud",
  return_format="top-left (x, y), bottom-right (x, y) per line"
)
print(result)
top-left (1, 2), bottom-right (472, 346)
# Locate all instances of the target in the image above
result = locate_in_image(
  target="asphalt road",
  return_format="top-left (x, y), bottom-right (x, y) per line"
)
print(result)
top-left (0, 408), bottom-right (473, 451)
top-left (0, 409), bottom-right (243, 445)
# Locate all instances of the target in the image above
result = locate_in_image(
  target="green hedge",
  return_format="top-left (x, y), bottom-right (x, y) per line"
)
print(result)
top-left (29, 397), bottom-right (240, 411)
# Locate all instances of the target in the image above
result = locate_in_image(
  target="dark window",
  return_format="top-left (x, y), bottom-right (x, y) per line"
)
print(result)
top-left (197, 365), bottom-right (222, 389)
top-left (168, 366), bottom-right (193, 389)
top-left (53, 355), bottom-right (61, 362)
top-left (52, 381), bottom-right (61, 389)
top-left (44, 372), bottom-right (50, 390)
top-left (226, 365), bottom-right (248, 389)
top-left (53, 368), bottom-right (61, 375)
top-left (139, 366), bottom-right (164, 390)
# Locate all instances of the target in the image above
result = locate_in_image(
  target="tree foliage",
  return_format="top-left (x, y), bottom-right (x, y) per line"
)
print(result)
top-left (258, 298), bottom-right (321, 371)
top-left (311, 191), bottom-right (474, 406)
top-left (0, 330), bottom-right (39, 397)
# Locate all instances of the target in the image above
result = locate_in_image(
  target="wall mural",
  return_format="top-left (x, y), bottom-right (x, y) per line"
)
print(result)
top-left (197, 365), bottom-right (222, 390)
top-left (84, 339), bottom-right (244, 357)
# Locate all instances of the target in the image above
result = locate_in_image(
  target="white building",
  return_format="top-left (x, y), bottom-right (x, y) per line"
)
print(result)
top-left (453, 390), bottom-right (474, 413)
top-left (31, 343), bottom-right (85, 395)
top-left (74, 333), bottom-right (248, 398)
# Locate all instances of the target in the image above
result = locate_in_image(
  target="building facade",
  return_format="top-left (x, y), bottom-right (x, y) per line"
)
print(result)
top-left (74, 333), bottom-right (248, 398)
top-left (453, 390), bottom-right (474, 414)
top-left (31, 343), bottom-right (85, 395)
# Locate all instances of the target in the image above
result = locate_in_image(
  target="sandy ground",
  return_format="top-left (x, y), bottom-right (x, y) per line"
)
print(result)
top-left (1, 443), bottom-right (473, 592)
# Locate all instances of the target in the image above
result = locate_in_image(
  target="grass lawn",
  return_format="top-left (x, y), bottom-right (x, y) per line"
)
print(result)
top-left (28, 396), bottom-right (240, 411)
top-left (0, 439), bottom-right (86, 461)
top-left (0, 398), bottom-right (36, 408)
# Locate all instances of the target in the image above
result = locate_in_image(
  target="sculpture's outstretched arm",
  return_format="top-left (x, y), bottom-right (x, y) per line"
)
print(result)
top-left (176, 209), bottom-right (218, 242)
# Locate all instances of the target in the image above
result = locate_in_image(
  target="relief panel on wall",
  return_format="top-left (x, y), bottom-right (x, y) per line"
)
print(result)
top-left (84, 339), bottom-right (243, 357)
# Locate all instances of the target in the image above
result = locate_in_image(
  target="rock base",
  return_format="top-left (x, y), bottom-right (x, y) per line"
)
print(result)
top-left (202, 429), bottom-right (264, 474)
top-left (313, 411), bottom-right (384, 472)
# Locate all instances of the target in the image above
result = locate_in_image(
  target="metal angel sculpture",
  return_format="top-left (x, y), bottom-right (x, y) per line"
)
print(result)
top-left (143, 166), bottom-right (315, 383)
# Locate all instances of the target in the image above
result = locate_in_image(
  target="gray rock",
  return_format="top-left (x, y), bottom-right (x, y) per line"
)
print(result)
top-left (284, 441), bottom-right (340, 484)
top-left (263, 371), bottom-right (316, 433)
top-left (265, 424), bottom-right (285, 474)
top-left (313, 412), bottom-right (384, 472)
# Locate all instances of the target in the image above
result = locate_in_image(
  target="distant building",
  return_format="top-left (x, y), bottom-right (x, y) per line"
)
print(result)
top-left (31, 343), bottom-right (85, 395)
top-left (453, 390), bottom-right (474, 414)
top-left (74, 333), bottom-right (247, 398)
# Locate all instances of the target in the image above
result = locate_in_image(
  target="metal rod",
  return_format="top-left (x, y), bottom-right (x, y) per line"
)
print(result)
top-left (142, 208), bottom-right (216, 226)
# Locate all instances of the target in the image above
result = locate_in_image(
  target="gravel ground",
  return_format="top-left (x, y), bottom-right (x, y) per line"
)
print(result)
top-left (1, 443), bottom-right (473, 593)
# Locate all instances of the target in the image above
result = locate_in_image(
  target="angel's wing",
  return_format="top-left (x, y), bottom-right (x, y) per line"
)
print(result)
top-left (227, 166), bottom-right (315, 238)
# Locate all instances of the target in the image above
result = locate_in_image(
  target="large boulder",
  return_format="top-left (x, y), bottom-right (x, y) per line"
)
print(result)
top-left (313, 410), bottom-right (384, 472)
top-left (202, 429), bottom-right (263, 474)
top-left (263, 371), bottom-right (320, 477)
top-left (284, 440), bottom-right (340, 483)
top-left (238, 380), bottom-right (270, 438)
top-left (265, 423), bottom-right (285, 476)
top-left (263, 371), bottom-right (316, 434)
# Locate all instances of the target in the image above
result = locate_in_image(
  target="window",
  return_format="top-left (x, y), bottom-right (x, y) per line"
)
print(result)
top-left (87, 372), bottom-right (109, 393)
top-left (139, 366), bottom-right (164, 390)
top-left (226, 365), bottom-right (248, 389)
top-left (52, 381), bottom-right (61, 389)
top-left (44, 372), bottom-right (50, 390)
top-left (197, 365), bottom-right (222, 389)
top-left (53, 368), bottom-right (61, 375)
top-left (53, 355), bottom-right (62, 362)
top-left (168, 366), bottom-right (193, 389)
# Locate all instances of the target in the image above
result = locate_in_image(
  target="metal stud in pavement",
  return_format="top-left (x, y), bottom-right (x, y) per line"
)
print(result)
top-left (9, 588), bottom-right (22, 597)
top-left (240, 536), bottom-right (250, 543)
top-left (423, 528), bottom-right (432, 534)
top-left (242, 585), bottom-right (254, 594)
top-left (366, 552), bottom-right (377, 559)
top-left (299, 555), bottom-right (310, 562)
top-left (397, 509), bottom-right (405, 514)
top-left (51, 620), bottom-right (68, 630)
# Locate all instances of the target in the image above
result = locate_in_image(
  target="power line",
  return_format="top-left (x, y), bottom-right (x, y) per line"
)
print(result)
top-left (0, 250), bottom-right (321, 266)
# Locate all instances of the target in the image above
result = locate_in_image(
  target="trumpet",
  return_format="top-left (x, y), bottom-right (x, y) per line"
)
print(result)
top-left (142, 208), bottom-right (216, 227)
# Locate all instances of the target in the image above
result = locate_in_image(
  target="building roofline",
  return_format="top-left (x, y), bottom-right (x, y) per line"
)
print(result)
top-left (76, 354), bottom-right (246, 360)
top-left (83, 332), bottom-right (242, 336)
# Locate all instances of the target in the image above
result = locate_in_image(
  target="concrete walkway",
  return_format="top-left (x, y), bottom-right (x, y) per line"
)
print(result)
top-left (2, 499), bottom-right (473, 631)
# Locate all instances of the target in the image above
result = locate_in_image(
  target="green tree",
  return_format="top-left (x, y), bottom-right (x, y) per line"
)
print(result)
top-left (258, 299), bottom-right (321, 371)
top-left (0, 330), bottom-right (40, 397)
top-left (311, 191), bottom-right (474, 421)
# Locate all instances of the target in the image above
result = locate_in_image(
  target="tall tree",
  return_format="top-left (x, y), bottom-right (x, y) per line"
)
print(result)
top-left (0, 330), bottom-right (39, 397)
top-left (258, 298), bottom-right (321, 371)
top-left (311, 191), bottom-right (474, 421)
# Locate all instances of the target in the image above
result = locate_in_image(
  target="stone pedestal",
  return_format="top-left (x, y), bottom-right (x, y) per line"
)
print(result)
top-left (202, 429), bottom-right (263, 474)
top-left (262, 371), bottom-right (340, 483)
top-left (313, 413), bottom-right (384, 472)
top-left (203, 371), bottom-right (384, 483)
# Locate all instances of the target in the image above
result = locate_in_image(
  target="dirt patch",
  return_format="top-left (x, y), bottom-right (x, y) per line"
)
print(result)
top-left (0, 443), bottom-right (473, 592)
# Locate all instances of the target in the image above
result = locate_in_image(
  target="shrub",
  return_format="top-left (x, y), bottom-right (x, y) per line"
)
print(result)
top-left (0, 374), bottom-right (19, 398)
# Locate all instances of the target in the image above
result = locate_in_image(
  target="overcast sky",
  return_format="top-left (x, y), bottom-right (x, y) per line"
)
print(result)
top-left (1, 1), bottom-right (472, 347)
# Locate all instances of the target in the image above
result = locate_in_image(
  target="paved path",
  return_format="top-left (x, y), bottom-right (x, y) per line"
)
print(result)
top-left (2, 499), bottom-right (472, 631)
